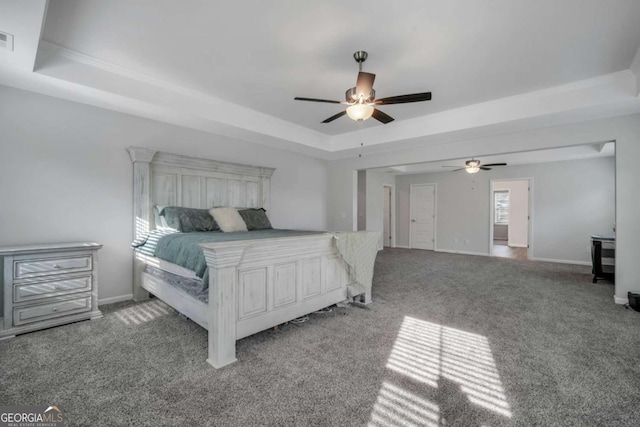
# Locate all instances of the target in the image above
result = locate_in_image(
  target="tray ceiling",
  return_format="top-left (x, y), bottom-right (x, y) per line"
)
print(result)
top-left (0, 1), bottom-right (639, 159)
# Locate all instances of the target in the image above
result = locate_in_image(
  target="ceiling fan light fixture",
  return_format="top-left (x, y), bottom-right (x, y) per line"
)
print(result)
top-left (466, 166), bottom-right (480, 174)
top-left (346, 87), bottom-right (375, 103)
top-left (295, 51), bottom-right (432, 125)
top-left (346, 103), bottom-right (374, 121)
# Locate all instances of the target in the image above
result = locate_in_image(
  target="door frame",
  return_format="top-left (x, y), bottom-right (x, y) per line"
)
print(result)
top-left (382, 183), bottom-right (396, 248)
top-left (409, 183), bottom-right (437, 250)
top-left (352, 170), bottom-right (359, 231)
top-left (489, 177), bottom-right (534, 259)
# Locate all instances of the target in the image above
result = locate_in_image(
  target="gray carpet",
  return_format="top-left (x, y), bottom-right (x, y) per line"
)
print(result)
top-left (1, 249), bottom-right (639, 426)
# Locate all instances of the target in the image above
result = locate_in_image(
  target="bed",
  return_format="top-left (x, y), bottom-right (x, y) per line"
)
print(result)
top-left (128, 147), bottom-right (379, 368)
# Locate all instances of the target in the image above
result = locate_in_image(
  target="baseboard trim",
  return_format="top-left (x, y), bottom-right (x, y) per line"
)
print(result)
top-left (530, 257), bottom-right (591, 266)
top-left (435, 249), bottom-right (490, 257)
top-left (509, 244), bottom-right (528, 248)
top-left (98, 294), bottom-right (133, 306)
top-left (614, 296), bottom-right (627, 305)
top-left (394, 245), bottom-right (411, 249)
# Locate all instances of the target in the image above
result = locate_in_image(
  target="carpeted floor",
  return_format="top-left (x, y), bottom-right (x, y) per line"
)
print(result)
top-left (1, 249), bottom-right (639, 426)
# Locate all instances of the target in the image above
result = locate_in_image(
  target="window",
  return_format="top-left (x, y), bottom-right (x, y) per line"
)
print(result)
top-left (494, 191), bottom-right (509, 225)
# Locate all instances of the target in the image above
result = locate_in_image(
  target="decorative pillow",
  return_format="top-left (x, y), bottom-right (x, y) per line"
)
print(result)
top-left (154, 205), bottom-right (172, 229)
top-left (159, 206), bottom-right (220, 232)
top-left (209, 207), bottom-right (248, 232)
top-left (238, 208), bottom-right (272, 230)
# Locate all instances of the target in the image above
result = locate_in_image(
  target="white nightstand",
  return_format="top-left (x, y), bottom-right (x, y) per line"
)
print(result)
top-left (0, 242), bottom-right (102, 339)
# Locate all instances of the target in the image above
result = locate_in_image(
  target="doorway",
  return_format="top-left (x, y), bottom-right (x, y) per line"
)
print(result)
top-left (490, 178), bottom-right (531, 260)
top-left (383, 186), bottom-right (393, 247)
top-left (381, 184), bottom-right (396, 248)
top-left (410, 183), bottom-right (436, 250)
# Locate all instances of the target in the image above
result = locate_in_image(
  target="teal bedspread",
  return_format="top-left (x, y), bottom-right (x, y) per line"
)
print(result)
top-left (133, 229), bottom-right (325, 288)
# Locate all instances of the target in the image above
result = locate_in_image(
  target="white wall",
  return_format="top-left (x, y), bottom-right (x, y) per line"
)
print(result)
top-left (493, 224), bottom-right (508, 240)
top-left (494, 180), bottom-right (529, 248)
top-left (613, 117), bottom-right (640, 303)
top-left (326, 114), bottom-right (640, 303)
top-left (0, 85), bottom-right (328, 303)
top-left (394, 157), bottom-right (614, 263)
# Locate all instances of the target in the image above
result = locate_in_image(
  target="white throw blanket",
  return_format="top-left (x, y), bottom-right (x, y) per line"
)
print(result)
top-left (333, 231), bottom-right (381, 303)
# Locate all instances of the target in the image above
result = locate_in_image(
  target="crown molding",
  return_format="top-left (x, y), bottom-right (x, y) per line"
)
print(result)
top-left (329, 70), bottom-right (639, 152)
top-left (42, 41), bottom-right (234, 104)
top-left (38, 40), bottom-right (332, 150)
top-left (5, 41), bottom-right (635, 160)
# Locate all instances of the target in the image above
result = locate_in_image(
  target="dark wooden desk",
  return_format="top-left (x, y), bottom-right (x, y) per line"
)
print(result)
top-left (591, 235), bottom-right (615, 283)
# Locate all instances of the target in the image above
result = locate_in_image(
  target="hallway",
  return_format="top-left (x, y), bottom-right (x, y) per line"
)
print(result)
top-left (492, 240), bottom-right (528, 261)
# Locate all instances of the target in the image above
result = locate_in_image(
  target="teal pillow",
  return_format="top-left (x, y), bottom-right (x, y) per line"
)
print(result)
top-left (159, 207), bottom-right (219, 232)
top-left (238, 208), bottom-right (272, 230)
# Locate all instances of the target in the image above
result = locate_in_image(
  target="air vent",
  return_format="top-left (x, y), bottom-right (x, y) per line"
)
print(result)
top-left (0, 32), bottom-right (14, 51)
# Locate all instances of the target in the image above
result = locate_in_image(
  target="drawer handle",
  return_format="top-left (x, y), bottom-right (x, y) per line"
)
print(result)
top-left (52, 307), bottom-right (58, 312)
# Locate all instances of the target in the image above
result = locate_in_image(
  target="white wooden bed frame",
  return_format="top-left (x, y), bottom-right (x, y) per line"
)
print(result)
top-left (128, 147), bottom-right (366, 369)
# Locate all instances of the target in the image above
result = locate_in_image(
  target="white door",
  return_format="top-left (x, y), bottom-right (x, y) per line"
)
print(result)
top-left (410, 184), bottom-right (435, 250)
top-left (383, 187), bottom-right (391, 247)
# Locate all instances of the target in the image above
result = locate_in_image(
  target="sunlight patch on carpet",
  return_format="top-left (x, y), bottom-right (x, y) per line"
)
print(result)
top-left (369, 382), bottom-right (440, 427)
top-left (369, 316), bottom-right (512, 426)
top-left (114, 300), bottom-right (172, 325)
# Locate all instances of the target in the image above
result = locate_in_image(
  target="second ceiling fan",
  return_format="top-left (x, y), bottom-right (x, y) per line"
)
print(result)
top-left (442, 159), bottom-right (507, 174)
top-left (294, 51), bottom-right (432, 124)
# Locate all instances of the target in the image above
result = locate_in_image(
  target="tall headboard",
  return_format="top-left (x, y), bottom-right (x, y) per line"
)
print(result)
top-left (128, 147), bottom-right (275, 239)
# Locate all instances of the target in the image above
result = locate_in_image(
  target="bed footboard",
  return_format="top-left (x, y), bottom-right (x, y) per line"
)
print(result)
top-left (201, 234), bottom-right (353, 369)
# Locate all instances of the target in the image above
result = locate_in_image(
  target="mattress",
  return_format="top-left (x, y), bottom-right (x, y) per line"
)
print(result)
top-left (134, 229), bottom-right (326, 287)
top-left (145, 264), bottom-right (208, 303)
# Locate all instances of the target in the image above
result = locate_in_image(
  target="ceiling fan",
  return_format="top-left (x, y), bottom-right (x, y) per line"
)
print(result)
top-left (294, 51), bottom-right (432, 124)
top-left (442, 159), bottom-right (507, 174)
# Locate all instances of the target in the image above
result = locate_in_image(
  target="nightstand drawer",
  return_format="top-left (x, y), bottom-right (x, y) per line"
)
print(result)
top-left (14, 255), bottom-right (92, 279)
top-left (14, 275), bottom-right (92, 303)
top-left (13, 295), bottom-right (92, 326)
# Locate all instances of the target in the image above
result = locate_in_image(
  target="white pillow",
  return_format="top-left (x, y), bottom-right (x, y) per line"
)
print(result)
top-left (154, 205), bottom-right (173, 230)
top-left (209, 207), bottom-right (248, 232)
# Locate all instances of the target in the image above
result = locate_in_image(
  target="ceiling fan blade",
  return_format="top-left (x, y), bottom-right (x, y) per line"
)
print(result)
top-left (294, 97), bottom-right (343, 104)
top-left (375, 92), bottom-right (432, 105)
top-left (482, 163), bottom-right (507, 167)
top-left (480, 167), bottom-right (492, 170)
top-left (452, 168), bottom-right (467, 172)
top-left (356, 72), bottom-right (376, 98)
top-left (321, 110), bottom-right (347, 123)
top-left (372, 108), bottom-right (394, 124)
